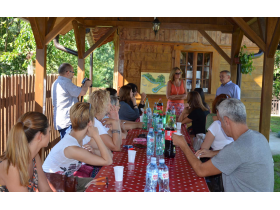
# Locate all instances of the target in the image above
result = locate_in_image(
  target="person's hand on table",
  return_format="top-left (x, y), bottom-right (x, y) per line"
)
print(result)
top-left (107, 104), bottom-right (119, 120)
top-left (172, 133), bottom-right (188, 149)
top-left (195, 149), bottom-right (215, 158)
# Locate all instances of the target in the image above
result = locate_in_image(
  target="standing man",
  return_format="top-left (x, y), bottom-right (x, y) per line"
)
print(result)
top-left (172, 98), bottom-right (274, 192)
top-left (51, 63), bottom-right (91, 139)
top-left (216, 70), bottom-right (241, 99)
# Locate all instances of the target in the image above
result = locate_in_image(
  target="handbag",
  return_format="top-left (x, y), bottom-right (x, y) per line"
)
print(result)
top-left (45, 172), bottom-right (77, 192)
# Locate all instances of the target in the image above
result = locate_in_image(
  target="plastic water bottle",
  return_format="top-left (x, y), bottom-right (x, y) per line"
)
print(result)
top-left (162, 114), bottom-right (166, 128)
top-left (142, 111), bottom-right (148, 130)
top-left (158, 159), bottom-right (170, 192)
top-left (157, 114), bottom-right (163, 130)
top-left (144, 157), bottom-right (158, 192)
top-left (171, 106), bottom-right (176, 122)
top-left (153, 113), bottom-right (159, 132)
top-left (153, 102), bottom-right (157, 113)
top-left (147, 127), bottom-right (155, 156)
top-left (156, 130), bottom-right (164, 160)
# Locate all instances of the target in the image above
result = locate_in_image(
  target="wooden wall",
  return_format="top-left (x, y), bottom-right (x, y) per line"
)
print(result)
top-left (117, 28), bottom-right (262, 131)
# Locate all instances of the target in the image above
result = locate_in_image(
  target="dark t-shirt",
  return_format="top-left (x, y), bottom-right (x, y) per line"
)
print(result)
top-left (188, 108), bottom-right (210, 135)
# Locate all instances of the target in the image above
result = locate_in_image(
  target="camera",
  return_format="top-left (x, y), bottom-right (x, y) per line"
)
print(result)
top-left (81, 78), bottom-right (92, 87)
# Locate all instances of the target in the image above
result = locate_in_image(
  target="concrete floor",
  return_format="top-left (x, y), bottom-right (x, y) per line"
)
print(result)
top-left (269, 132), bottom-right (280, 155)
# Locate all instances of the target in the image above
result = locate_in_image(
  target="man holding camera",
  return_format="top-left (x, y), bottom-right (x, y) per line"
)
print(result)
top-left (51, 63), bottom-right (91, 139)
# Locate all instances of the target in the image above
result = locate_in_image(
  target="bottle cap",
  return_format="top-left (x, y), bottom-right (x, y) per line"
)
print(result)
top-left (144, 111), bottom-right (147, 114)
top-left (149, 127), bottom-right (154, 132)
top-left (159, 159), bottom-right (165, 163)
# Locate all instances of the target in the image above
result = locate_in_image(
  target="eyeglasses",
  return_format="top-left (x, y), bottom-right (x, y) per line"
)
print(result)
top-left (175, 72), bottom-right (182, 75)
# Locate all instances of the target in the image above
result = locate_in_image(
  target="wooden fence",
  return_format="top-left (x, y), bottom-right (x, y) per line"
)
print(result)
top-left (272, 98), bottom-right (280, 115)
top-left (0, 74), bottom-right (78, 159)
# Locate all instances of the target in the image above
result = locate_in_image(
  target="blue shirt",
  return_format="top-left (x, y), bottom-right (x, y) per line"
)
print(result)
top-left (216, 81), bottom-right (241, 100)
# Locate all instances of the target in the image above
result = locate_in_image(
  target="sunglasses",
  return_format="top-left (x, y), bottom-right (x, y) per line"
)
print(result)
top-left (175, 72), bottom-right (182, 75)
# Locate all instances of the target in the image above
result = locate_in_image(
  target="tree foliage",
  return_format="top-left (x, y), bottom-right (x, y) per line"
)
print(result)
top-left (273, 50), bottom-right (280, 99)
top-left (0, 17), bottom-right (114, 88)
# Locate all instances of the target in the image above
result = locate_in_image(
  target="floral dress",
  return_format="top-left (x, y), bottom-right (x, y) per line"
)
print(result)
top-left (0, 158), bottom-right (38, 192)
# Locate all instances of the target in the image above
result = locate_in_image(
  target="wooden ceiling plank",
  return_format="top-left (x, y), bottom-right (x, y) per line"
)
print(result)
top-left (267, 18), bottom-right (280, 58)
top-left (29, 17), bottom-right (44, 49)
top-left (82, 20), bottom-right (233, 33)
top-left (72, 20), bottom-right (82, 59)
top-left (230, 17), bottom-right (266, 52)
top-left (46, 17), bottom-right (57, 35)
top-left (198, 30), bottom-right (231, 65)
top-left (45, 17), bottom-right (75, 45)
top-left (84, 27), bottom-right (117, 59)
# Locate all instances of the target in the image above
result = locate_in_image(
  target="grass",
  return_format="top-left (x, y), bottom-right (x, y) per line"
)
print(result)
top-left (270, 116), bottom-right (280, 133)
top-left (273, 155), bottom-right (280, 192)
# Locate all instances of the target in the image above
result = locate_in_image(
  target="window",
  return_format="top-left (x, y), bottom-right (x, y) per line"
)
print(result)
top-left (180, 52), bottom-right (212, 93)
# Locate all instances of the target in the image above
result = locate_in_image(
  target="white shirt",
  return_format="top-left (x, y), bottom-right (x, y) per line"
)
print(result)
top-left (207, 121), bottom-right (234, 151)
top-left (42, 133), bottom-right (91, 176)
top-left (94, 117), bottom-right (109, 135)
top-left (51, 76), bottom-right (82, 130)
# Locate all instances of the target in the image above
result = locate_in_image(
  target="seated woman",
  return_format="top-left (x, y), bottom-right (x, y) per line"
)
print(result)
top-left (127, 83), bottom-right (146, 115)
top-left (205, 94), bottom-right (231, 131)
top-left (42, 102), bottom-right (112, 191)
top-left (195, 110), bottom-right (234, 159)
top-left (109, 95), bottom-right (143, 137)
top-left (118, 85), bottom-right (140, 121)
top-left (88, 89), bottom-right (122, 153)
top-left (0, 112), bottom-right (52, 192)
top-left (194, 88), bottom-right (211, 112)
top-left (178, 91), bottom-right (210, 140)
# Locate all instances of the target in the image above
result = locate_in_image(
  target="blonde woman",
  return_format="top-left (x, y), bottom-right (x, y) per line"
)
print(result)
top-left (0, 112), bottom-right (52, 192)
top-left (166, 67), bottom-right (188, 117)
top-left (88, 89), bottom-right (122, 153)
top-left (43, 102), bottom-right (112, 191)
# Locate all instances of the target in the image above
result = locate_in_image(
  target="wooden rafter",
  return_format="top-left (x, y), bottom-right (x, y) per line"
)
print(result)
top-left (198, 30), bottom-right (231, 65)
top-left (72, 20), bottom-right (82, 58)
top-left (231, 29), bottom-right (244, 63)
top-left (267, 18), bottom-right (280, 58)
top-left (82, 20), bottom-right (234, 33)
top-left (230, 17), bottom-right (266, 52)
top-left (29, 17), bottom-right (44, 49)
top-left (84, 27), bottom-right (117, 59)
top-left (45, 17), bottom-right (75, 45)
top-left (257, 17), bottom-right (265, 41)
top-left (46, 17), bottom-right (57, 35)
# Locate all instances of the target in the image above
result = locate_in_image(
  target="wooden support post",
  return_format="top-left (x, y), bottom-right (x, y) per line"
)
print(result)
top-left (77, 59), bottom-right (85, 94)
top-left (192, 53), bottom-right (198, 91)
top-left (117, 40), bottom-right (125, 93)
top-left (230, 29), bottom-right (244, 83)
top-left (113, 31), bottom-right (120, 91)
top-left (259, 17), bottom-right (278, 142)
top-left (175, 50), bottom-right (181, 67)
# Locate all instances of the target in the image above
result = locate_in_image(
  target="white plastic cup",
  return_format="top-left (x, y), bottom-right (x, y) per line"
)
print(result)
top-left (176, 122), bottom-right (182, 134)
top-left (140, 115), bottom-right (143, 122)
top-left (128, 150), bottom-right (137, 163)
top-left (113, 166), bottom-right (124, 181)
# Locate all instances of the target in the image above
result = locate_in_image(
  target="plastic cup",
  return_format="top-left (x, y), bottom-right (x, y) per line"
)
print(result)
top-left (128, 150), bottom-right (137, 163)
top-left (140, 115), bottom-right (143, 122)
top-left (113, 166), bottom-right (124, 181)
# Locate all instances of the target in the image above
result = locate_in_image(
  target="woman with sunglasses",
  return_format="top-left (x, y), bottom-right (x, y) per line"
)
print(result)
top-left (166, 67), bottom-right (188, 117)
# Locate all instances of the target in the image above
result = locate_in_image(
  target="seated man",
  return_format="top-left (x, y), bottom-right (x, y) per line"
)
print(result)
top-left (172, 98), bottom-right (274, 192)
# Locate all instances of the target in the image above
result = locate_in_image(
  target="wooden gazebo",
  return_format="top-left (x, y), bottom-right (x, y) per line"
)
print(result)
top-left (22, 17), bottom-right (280, 159)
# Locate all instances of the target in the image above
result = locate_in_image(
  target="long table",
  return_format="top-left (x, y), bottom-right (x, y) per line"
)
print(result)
top-left (85, 125), bottom-right (209, 192)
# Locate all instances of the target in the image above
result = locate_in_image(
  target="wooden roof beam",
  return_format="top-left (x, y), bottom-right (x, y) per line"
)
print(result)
top-left (72, 20), bottom-right (83, 59)
top-left (45, 17), bottom-right (75, 45)
top-left (230, 17), bottom-right (266, 52)
top-left (82, 20), bottom-right (234, 33)
top-left (198, 30), bottom-right (231, 65)
top-left (267, 18), bottom-right (280, 58)
top-left (46, 17), bottom-right (57, 35)
top-left (29, 17), bottom-right (44, 49)
top-left (84, 27), bottom-right (117, 59)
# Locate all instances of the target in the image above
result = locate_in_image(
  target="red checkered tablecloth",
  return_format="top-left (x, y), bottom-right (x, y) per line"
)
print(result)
top-left (85, 126), bottom-right (209, 192)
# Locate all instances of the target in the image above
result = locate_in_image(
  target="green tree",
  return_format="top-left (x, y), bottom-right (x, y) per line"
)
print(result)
top-left (273, 50), bottom-right (280, 99)
top-left (0, 17), bottom-right (114, 88)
